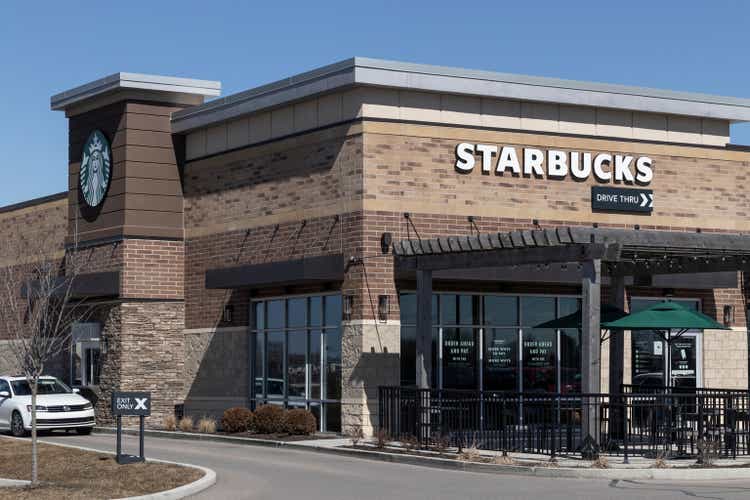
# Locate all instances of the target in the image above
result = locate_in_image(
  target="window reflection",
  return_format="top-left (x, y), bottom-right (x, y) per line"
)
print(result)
top-left (252, 294), bottom-right (341, 432)
top-left (483, 328), bottom-right (517, 391)
top-left (400, 293), bottom-right (583, 395)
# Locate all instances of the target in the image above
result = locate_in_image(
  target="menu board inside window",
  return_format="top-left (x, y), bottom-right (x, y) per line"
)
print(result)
top-left (633, 331), bottom-right (665, 378)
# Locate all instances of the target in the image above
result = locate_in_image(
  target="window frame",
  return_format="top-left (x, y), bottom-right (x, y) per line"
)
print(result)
top-left (250, 293), bottom-right (342, 432)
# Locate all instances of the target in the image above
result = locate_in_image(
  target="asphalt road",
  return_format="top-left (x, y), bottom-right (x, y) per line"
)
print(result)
top-left (40, 433), bottom-right (750, 500)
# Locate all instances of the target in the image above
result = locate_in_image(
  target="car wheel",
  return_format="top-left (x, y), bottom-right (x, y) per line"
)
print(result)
top-left (75, 427), bottom-right (93, 436)
top-left (11, 412), bottom-right (27, 437)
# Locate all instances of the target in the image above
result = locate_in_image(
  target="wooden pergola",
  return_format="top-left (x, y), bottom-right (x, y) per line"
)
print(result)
top-left (393, 226), bottom-right (750, 444)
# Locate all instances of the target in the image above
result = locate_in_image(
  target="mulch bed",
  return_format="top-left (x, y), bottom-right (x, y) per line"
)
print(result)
top-left (216, 431), bottom-right (338, 441)
top-left (0, 437), bottom-right (203, 500)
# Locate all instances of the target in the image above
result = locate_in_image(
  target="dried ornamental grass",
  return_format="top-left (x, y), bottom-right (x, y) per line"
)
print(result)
top-left (494, 454), bottom-right (515, 465)
top-left (591, 456), bottom-right (609, 469)
top-left (458, 445), bottom-right (482, 463)
top-left (197, 417), bottom-right (217, 434)
top-left (348, 425), bottom-right (364, 447)
top-left (178, 416), bottom-right (194, 432)
top-left (162, 415), bottom-right (176, 431)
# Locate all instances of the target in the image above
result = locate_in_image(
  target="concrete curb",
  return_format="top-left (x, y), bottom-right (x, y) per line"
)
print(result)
top-left (0, 436), bottom-right (216, 499)
top-left (0, 478), bottom-right (31, 487)
top-left (93, 427), bottom-right (750, 480)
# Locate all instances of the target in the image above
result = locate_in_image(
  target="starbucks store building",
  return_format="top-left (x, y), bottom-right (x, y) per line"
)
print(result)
top-left (2, 58), bottom-right (750, 435)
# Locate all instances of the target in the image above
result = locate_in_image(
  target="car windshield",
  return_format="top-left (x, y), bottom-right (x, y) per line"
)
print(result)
top-left (11, 378), bottom-right (72, 396)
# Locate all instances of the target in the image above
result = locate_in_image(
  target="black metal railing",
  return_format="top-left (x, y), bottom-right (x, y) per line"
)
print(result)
top-left (378, 386), bottom-right (750, 459)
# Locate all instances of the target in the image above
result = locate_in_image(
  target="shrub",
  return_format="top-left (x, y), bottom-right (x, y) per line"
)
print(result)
top-left (284, 409), bottom-right (317, 435)
top-left (178, 416), bottom-right (194, 432)
top-left (591, 456), bottom-right (609, 469)
top-left (198, 416), bottom-right (217, 434)
top-left (458, 436), bottom-right (482, 462)
top-left (697, 439), bottom-right (720, 466)
top-left (403, 434), bottom-right (419, 451)
top-left (375, 428), bottom-right (390, 449)
top-left (432, 434), bottom-right (451, 455)
top-left (494, 454), bottom-right (514, 465)
top-left (253, 405), bottom-right (287, 434)
top-left (348, 424), bottom-right (364, 447)
top-left (458, 445), bottom-right (482, 463)
top-left (221, 407), bottom-right (255, 434)
top-left (162, 414), bottom-right (177, 431)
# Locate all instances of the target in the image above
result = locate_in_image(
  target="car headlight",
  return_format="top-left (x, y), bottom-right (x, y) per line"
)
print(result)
top-left (83, 402), bottom-right (93, 410)
top-left (26, 405), bottom-right (48, 412)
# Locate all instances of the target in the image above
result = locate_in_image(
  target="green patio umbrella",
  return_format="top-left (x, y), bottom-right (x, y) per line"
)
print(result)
top-left (533, 303), bottom-right (628, 343)
top-left (602, 301), bottom-right (729, 386)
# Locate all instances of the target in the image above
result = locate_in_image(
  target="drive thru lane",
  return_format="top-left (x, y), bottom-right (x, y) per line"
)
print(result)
top-left (40, 433), bottom-right (750, 500)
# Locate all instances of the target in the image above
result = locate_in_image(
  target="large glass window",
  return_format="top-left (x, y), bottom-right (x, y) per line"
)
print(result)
top-left (400, 293), bottom-right (580, 393)
top-left (252, 294), bottom-right (342, 432)
top-left (559, 298), bottom-right (581, 393)
top-left (442, 327), bottom-right (478, 390)
top-left (483, 328), bottom-right (518, 391)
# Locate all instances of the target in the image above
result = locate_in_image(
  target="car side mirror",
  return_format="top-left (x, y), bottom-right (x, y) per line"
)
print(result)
top-left (0, 391), bottom-right (10, 398)
top-left (72, 388), bottom-right (80, 394)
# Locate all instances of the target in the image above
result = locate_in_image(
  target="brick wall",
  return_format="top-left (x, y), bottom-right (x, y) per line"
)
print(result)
top-left (0, 196), bottom-right (68, 341)
top-left (121, 239), bottom-right (184, 300)
top-left (183, 127), bottom-right (365, 329)
top-left (361, 122), bottom-right (750, 232)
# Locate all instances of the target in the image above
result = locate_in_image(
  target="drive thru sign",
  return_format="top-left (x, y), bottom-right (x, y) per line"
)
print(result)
top-left (111, 391), bottom-right (151, 464)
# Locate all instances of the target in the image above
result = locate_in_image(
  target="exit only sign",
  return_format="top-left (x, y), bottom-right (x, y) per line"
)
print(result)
top-left (591, 186), bottom-right (653, 213)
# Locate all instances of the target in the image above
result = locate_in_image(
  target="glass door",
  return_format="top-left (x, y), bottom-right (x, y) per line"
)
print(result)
top-left (670, 334), bottom-right (699, 390)
top-left (72, 341), bottom-right (101, 387)
top-left (630, 297), bottom-right (702, 389)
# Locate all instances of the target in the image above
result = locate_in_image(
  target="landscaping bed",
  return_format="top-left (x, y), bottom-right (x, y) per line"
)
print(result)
top-left (160, 405), bottom-right (329, 441)
top-left (0, 437), bottom-right (203, 499)
top-left (216, 431), bottom-right (337, 441)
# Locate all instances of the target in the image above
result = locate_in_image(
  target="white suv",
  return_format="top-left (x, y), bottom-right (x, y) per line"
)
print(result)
top-left (0, 376), bottom-right (95, 436)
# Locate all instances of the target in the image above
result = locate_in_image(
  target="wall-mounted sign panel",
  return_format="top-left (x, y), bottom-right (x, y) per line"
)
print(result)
top-left (591, 186), bottom-right (653, 213)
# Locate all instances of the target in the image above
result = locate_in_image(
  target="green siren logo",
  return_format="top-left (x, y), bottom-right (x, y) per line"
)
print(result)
top-left (79, 130), bottom-right (111, 208)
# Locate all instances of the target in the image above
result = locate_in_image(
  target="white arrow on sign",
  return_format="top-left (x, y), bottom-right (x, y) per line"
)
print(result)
top-left (639, 193), bottom-right (654, 208)
top-left (134, 398), bottom-right (148, 410)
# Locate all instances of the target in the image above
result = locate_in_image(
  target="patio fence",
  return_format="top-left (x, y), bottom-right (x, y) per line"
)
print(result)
top-left (378, 386), bottom-right (750, 459)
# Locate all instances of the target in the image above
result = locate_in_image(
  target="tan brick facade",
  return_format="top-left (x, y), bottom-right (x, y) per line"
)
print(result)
top-left (3, 65), bottom-right (750, 436)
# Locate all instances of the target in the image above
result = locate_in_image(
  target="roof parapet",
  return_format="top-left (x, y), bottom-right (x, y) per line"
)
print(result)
top-left (171, 57), bottom-right (750, 134)
top-left (51, 72), bottom-right (221, 115)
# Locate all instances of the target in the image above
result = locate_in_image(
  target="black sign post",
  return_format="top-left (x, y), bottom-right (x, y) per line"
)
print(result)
top-left (111, 391), bottom-right (151, 464)
top-left (591, 186), bottom-right (653, 213)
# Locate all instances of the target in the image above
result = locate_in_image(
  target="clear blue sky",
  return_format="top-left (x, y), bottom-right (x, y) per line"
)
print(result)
top-left (1, 1), bottom-right (749, 206)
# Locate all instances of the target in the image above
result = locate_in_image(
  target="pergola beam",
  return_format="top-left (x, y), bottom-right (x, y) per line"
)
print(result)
top-left (396, 243), bottom-right (619, 272)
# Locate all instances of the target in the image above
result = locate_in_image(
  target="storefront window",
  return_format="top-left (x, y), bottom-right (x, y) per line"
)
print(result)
top-left (400, 293), bottom-right (579, 393)
top-left (442, 327), bottom-right (478, 390)
top-left (559, 298), bottom-right (581, 393)
top-left (483, 328), bottom-right (518, 391)
top-left (522, 328), bottom-right (556, 392)
top-left (252, 294), bottom-right (341, 432)
top-left (266, 331), bottom-right (284, 396)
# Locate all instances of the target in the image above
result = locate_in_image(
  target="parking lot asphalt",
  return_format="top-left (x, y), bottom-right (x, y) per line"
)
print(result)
top-left (38, 432), bottom-right (750, 500)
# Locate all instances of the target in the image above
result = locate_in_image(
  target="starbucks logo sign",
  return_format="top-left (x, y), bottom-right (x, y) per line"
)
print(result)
top-left (79, 130), bottom-right (111, 208)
